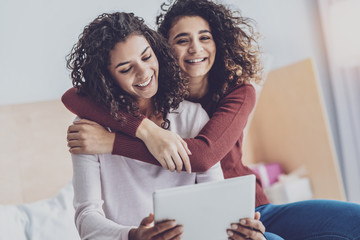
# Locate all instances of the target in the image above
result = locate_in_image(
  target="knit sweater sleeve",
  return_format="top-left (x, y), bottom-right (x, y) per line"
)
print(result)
top-left (72, 153), bottom-right (135, 240)
top-left (61, 87), bottom-right (145, 137)
top-left (186, 84), bottom-right (256, 171)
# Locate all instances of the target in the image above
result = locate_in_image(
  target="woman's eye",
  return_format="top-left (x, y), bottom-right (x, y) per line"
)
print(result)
top-left (143, 55), bottom-right (152, 61)
top-left (120, 67), bottom-right (132, 73)
top-left (200, 36), bottom-right (211, 41)
top-left (176, 39), bottom-right (188, 44)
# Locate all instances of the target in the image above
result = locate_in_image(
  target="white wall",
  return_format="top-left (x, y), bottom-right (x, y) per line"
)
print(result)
top-left (0, 0), bottom-right (164, 105)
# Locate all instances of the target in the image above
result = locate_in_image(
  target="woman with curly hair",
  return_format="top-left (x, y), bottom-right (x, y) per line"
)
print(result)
top-left (63, 1), bottom-right (360, 239)
top-left (67, 11), bottom-right (227, 240)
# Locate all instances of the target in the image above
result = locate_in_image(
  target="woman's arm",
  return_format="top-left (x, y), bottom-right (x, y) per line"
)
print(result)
top-left (72, 153), bottom-right (185, 240)
top-left (72, 153), bottom-right (134, 239)
top-left (66, 85), bottom-right (255, 172)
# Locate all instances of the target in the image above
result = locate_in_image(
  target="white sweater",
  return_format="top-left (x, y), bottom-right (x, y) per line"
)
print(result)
top-left (72, 100), bottom-right (224, 240)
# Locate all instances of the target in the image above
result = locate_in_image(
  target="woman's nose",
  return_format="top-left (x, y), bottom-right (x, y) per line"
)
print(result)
top-left (188, 40), bottom-right (203, 54)
top-left (135, 63), bottom-right (148, 79)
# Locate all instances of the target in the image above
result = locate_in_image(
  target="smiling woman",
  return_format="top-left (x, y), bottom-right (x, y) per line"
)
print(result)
top-left (168, 16), bottom-right (216, 97)
top-left (108, 36), bottom-right (159, 107)
top-left (66, 12), bottom-right (187, 129)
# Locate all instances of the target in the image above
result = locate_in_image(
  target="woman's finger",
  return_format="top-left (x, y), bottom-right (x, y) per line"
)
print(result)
top-left (171, 151), bottom-right (184, 173)
top-left (163, 154), bottom-right (176, 172)
top-left (153, 225), bottom-right (184, 240)
top-left (176, 135), bottom-right (191, 173)
top-left (150, 219), bottom-right (177, 236)
top-left (67, 132), bottom-right (80, 141)
top-left (238, 217), bottom-right (265, 234)
top-left (227, 229), bottom-right (247, 240)
top-left (157, 158), bottom-right (169, 170)
top-left (68, 139), bottom-right (81, 148)
top-left (68, 123), bottom-right (92, 135)
top-left (68, 124), bottom-right (82, 133)
top-left (229, 223), bottom-right (265, 240)
top-left (178, 136), bottom-right (191, 155)
top-left (69, 146), bottom-right (82, 154)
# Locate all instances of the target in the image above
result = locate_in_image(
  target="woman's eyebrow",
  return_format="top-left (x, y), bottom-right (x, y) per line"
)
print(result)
top-left (173, 32), bottom-right (189, 40)
top-left (141, 46), bottom-right (150, 55)
top-left (115, 46), bottom-right (150, 69)
top-left (199, 29), bottom-right (211, 34)
top-left (173, 30), bottom-right (211, 41)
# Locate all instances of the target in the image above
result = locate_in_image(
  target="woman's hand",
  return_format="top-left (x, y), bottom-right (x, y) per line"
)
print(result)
top-left (129, 214), bottom-right (183, 240)
top-left (67, 119), bottom-right (115, 154)
top-left (136, 118), bottom-right (192, 173)
top-left (227, 212), bottom-right (266, 240)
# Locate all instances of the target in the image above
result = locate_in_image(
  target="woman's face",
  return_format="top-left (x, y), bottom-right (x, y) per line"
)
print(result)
top-left (168, 16), bottom-right (216, 82)
top-left (108, 34), bottom-right (159, 101)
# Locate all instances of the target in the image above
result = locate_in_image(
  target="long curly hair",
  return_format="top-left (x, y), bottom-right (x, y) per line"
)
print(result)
top-left (67, 12), bottom-right (187, 127)
top-left (157, 0), bottom-right (262, 102)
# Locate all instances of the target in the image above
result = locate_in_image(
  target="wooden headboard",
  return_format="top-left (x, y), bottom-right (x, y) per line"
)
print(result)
top-left (0, 100), bottom-right (75, 204)
top-left (243, 58), bottom-right (346, 200)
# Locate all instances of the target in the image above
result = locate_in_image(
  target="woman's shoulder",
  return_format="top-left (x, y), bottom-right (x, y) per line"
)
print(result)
top-left (228, 83), bottom-right (255, 94)
top-left (222, 83), bottom-right (256, 102)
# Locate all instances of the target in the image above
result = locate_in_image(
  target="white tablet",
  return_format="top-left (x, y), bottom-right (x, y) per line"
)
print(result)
top-left (153, 174), bottom-right (256, 240)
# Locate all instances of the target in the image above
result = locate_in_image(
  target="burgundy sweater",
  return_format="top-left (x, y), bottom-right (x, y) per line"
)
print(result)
top-left (62, 84), bottom-right (269, 207)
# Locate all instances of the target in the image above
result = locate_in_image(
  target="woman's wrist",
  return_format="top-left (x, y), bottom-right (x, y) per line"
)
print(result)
top-left (135, 118), bottom-right (156, 141)
top-left (106, 132), bottom-right (116, 153)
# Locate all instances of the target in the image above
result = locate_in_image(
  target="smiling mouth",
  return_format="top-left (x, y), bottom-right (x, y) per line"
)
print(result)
top-left (135, 76), bottom-right (152, 87)
top-left (185, 58), bottom-right (206, 63)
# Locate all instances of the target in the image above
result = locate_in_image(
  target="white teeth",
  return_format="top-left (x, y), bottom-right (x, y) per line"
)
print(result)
top-left (187, 58), bottom-right (205, 63)
top-left (137, 77), bottom-right (152, 87)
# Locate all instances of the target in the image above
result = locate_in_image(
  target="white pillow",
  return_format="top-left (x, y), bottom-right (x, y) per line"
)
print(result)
top-left (0, 183), bottom-right (80, 240)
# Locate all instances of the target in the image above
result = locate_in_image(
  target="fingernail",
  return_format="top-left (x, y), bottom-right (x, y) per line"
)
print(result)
top-left (231, 224), bottom-right (238, 230)
top-left (240, 219), bottom-right (246, 225)
top-left (227, 230), bottom-right (233, 237)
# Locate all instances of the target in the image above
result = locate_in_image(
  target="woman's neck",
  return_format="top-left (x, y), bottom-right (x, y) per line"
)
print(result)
top-left (138, 98), bottom-right (163, 126)
top-left (138, 98), bottom-right (155, 118)
top-left (188, 75), bottom-right (209, 100)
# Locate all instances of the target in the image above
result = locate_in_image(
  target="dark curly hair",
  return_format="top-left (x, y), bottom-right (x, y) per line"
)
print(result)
top-left (156, 0), bottom-right (262, 102)
top-left (67, 12), bottom-right (187, 128)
